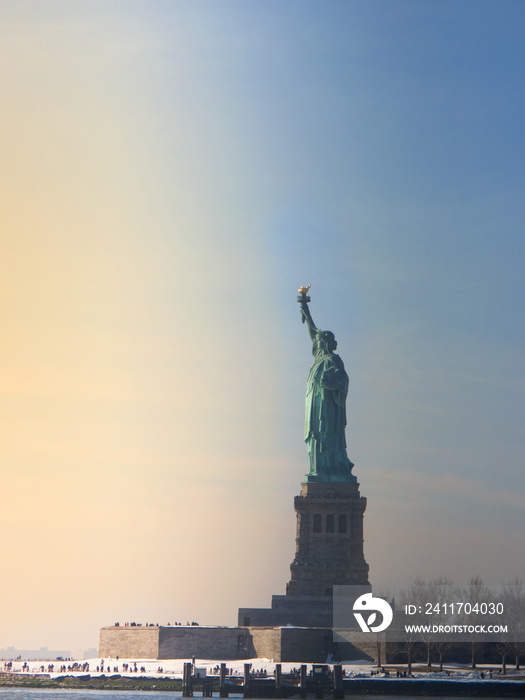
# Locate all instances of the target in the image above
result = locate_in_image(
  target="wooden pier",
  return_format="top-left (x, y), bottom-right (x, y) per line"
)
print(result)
top-left (183, 663), bottom-right (354, 699)
top-left (181, 662), bottom-right (525, 698)
top-left (182, 663), bottom-right (370, 700)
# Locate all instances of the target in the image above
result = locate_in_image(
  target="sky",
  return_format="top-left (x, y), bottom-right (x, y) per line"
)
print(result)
top-left (1, 0), bottom-right (524, 653)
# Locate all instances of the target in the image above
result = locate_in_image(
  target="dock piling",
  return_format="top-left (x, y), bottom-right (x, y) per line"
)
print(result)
top-left (300, 664), bottom-right (307, 699)
top-left (243, 663), bottom-right (251, 698)
top-left (274, 663), bottom-right (282, 698)
top-left (182, 662), bottom-right (193, 697)
top-left (333, 664), bottom-right (343, 700)
top-left (219, 662), bottom-right (228, 698)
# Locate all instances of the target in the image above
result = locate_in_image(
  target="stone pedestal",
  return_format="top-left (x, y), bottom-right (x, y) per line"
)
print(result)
top-left (287, 480), bottom-right (369, 597)
top-left (238, 478), bottom-right (369, 627)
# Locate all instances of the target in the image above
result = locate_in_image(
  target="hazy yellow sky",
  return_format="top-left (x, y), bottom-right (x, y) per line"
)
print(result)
top-left (2, 2), bottom-right (525, 652)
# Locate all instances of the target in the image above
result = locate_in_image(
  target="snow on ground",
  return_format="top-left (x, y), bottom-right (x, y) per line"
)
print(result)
top-left (2, 657), bottom-right (523, 682)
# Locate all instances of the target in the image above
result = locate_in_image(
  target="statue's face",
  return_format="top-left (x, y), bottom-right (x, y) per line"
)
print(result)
top-left (318, 331), bottom-right (337, 352)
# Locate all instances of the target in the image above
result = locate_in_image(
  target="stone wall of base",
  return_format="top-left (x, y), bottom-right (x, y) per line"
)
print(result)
top-left (158, 627), bottom-right (250, 661)
top-left (99, 627), bottom-right (160, 658)
top-left (99, 625), bottom-right (381, 663)
top-left (280, 628), bottom-right (331, 662)
top-left (99, 626), bottom-right (309, 662)
top-left (249, 628), bottom-right (282, 660)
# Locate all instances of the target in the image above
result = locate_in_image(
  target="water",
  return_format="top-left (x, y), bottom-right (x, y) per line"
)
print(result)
top-left (0, 692), bottom-right (514, 700)
top-left (1, 692), bottom-right (181, 699)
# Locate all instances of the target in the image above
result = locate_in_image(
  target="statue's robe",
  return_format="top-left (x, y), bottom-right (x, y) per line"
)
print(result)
top-left (305, 346), bottom-right (353, 478)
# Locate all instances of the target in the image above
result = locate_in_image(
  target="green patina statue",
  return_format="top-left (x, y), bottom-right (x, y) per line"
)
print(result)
top-left (298, 285), bottom-right (357, 483)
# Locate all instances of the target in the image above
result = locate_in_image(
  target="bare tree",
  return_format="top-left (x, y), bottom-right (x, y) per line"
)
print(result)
top-left (373, 587), bottom-right (394, 668)
top-left (501, 578), bottom-right (525, 671)
top-left (495, 639), bottom-right (509, 675)
top-left (402, 577), bottom-right (457, 669)
top-left (427, 577), bottom-right (458, 671)
top-left (399, 579), bottom-right (426, 674)
top-left (463, 576), bottom-right (491, 669)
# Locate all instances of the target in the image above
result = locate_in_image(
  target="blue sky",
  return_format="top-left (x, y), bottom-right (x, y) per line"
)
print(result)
top-left (0, 0), bottom-right (524, 652)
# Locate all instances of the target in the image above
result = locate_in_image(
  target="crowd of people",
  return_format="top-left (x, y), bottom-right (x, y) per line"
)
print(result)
top-left (115, 621), bottom-right (200, 627)
top-left (2, 661), bottom-right (90, 674)
top-left (209, 666), bottom-right (236, 675)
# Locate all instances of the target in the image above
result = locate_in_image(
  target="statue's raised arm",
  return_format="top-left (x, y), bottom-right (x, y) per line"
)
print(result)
top-left (297, 285), bottom-right (356, 484)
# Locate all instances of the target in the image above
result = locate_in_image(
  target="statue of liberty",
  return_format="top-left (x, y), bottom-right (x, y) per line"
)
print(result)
top-left (298, 285), bottom-right (356, 483)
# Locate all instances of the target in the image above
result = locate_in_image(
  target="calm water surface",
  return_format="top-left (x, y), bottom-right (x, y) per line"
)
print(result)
top-left (0, 692), bottom-right (513, 700)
